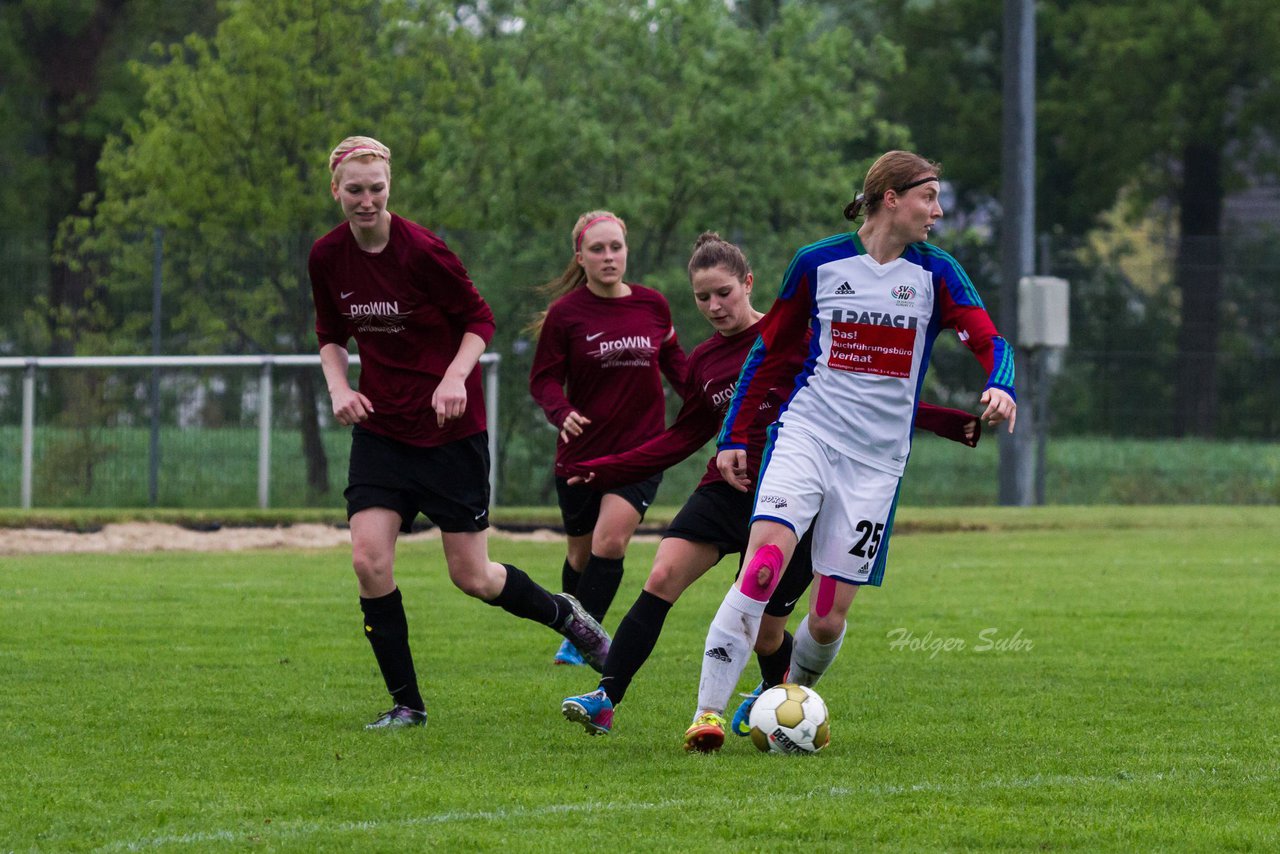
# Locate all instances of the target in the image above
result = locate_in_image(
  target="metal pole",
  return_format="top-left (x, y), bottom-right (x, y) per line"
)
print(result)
top-left (999, 0), bottom-right (1037, 506)
top-left (485, 354), bottom-right (501, 505)
top-left (1033, 349), bottom-right (1047, 504)
top-left (21, 362), bottom-right (35, 509)
top-left (258, 360), bottom-right (273, 509)
top-left (149, 227), bottom-right (163, 505)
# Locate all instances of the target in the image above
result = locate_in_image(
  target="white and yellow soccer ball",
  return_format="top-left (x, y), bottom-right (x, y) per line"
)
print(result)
top-left (748, 683), bottom-right (830, 754)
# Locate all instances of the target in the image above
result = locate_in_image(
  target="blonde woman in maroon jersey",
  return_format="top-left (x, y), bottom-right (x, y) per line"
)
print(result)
top-left (309, 136), bottom-right (610, 729)
top-left (529, 210), bottom-right (689, 666)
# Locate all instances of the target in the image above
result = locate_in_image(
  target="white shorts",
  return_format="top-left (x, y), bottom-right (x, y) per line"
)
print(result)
top-left (752, 424), bottom-right (901, 586)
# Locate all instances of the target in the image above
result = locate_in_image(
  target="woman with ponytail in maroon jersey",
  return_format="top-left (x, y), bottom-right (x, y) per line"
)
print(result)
top-left (529, 211), bottom-right (690, 667)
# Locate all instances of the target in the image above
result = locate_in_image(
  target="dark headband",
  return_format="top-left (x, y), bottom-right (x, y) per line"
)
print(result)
top-left (893, 175), bottom-right (939, 194)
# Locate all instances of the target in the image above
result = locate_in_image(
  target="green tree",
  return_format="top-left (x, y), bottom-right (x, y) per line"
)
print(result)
top-left (0, 0), bottom-right (218, 353)
top-left (1041, 0), bottom-right (1280, 437)
top-left (73, 0), bottom-right (429, 499)
top-left (76, 0), bottom-right (909, 504)
top-left (866, 0), bottom-right (1280, 438)
top-left (386, 0), bottom-right (909, 501)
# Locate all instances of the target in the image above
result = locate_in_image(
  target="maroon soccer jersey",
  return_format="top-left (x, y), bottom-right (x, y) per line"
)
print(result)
top-left (530, 284), bottom-right (688, 470)
top-left (309, 214), bottom-right (495, 447)
top-left (560, 318), bottom-right (777, 490)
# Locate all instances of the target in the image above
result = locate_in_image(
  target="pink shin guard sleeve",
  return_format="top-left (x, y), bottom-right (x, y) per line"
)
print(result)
top-left (740, 544), bottom-right (784, 602)
top-left (815, 573), bottom-right (838, 618)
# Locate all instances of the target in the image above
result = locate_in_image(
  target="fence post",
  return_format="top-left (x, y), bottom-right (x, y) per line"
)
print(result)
top-left (258, 360), bottom-right (273, 509)
top-left (149, 227), bottom-right (164, 505)
top-left (21, 361), bottom-right (35, 509)
top-left (485, 354), bottom-right (500, 505)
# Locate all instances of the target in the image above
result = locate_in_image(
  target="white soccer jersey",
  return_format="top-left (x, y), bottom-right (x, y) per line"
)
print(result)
top-left (718, 233), bottom-right (1015, 478)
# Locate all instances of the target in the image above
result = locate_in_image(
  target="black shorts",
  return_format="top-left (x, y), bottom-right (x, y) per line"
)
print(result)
top-left (664, 481), bottom-right (814, 618)
top-left (555, 473), bottom-right (661, 537)
top-left (345, 425), bottom-right (490, 534)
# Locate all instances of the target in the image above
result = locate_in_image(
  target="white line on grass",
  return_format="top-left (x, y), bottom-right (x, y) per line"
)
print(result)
top-left (94, 768), bottom-right (1268, 852)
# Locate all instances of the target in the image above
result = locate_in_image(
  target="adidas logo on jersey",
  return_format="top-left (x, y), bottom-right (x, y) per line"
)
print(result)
top-left (835, 281), bottom-right (856, 295)
top-left (705, 646), bottom-right (733, 662)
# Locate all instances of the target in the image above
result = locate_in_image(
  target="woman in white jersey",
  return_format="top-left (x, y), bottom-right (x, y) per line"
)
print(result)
top-left (683, 150), bottom-right (1017, 752)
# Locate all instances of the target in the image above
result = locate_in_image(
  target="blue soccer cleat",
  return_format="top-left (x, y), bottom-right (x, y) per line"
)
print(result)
top-left (730, 681), bottom-right (765, 736)
top-left (561, 689), bottom-right (614, 736)
top-left (554, 638), bottom-right (587, 667)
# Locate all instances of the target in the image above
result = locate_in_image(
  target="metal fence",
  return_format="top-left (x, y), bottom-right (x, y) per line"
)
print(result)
top-left (0, 354), bottom-right (499, 510)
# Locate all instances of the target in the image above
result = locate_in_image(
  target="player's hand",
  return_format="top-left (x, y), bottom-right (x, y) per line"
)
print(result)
top-left (980, 388), bottom-right (1016, 433)
top-left (962, 417), bottom-right (981, 447)
top-left (330, 386), bottom-right (374, 425)
top-left (432, 376), bottom-right (468, 427)
top-left (716, 448), bottom-right (751, 492)
top-left (566, 472), bottom-right (596, 486)
top-left (560, 411), bottom-right (591, 443)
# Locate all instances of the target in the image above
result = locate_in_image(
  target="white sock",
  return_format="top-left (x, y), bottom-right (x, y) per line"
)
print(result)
top-left (695, 587), bottom-right (766, 716)
top-left (789, 614), bottom-right (845, 688)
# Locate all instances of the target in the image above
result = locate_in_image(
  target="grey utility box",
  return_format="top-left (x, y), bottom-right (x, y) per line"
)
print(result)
top-left (1017, 276), bottom-right (1070, 348)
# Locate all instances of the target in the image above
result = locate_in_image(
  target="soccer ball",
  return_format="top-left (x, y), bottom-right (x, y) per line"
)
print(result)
top-left (748, 683), bottom-right (830, 754)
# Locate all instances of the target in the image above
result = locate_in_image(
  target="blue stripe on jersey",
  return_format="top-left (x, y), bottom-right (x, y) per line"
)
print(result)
top-left (909, 242), bottom-right (986, 308)
top-left (911, 241), bottom-right (1016, 395)
top-left (776, 236), bottom-right (855, 423)
top-left (722, 234), bottom-right (856, 447)
top-left (778, 233), bottom-right (855, 299)
top-left (990, 336), bottom-right (1016, 393)
top-left (865, 479), bottom-right (903, 587)
top-left (751, 420), bottom-right (782, 504)
top-left (715, 333), bottom-right (768, 448)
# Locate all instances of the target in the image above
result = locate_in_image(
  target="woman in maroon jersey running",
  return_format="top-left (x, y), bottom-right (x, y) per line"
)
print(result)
top-left (309, 136), bottom-right (610, 730)
top-left (529, 210), bottom-right (689, 666)
top-left (558, 232), bottom-right (979, 736)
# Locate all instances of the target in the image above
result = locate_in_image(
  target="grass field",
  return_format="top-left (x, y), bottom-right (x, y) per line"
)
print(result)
top-left (2, 507), bottom-right (1277, 852)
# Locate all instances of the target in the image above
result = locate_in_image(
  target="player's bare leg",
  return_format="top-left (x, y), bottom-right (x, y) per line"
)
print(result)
top-left (789, 575), bottom-right (858, 686)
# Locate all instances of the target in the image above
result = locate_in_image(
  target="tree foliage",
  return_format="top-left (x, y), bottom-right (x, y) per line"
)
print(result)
top-left (868, 0), bottom-right (1280, 437)
top-left (1041, 0), bottom-right (1280, 436)
top-left (71, 0), bottom-right (908, 501)
top-left (0, 0), bottom-right (218, 352)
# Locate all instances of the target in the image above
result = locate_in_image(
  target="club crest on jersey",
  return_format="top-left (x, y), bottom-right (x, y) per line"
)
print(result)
top-left (891, 284), bottom-right (917, 303)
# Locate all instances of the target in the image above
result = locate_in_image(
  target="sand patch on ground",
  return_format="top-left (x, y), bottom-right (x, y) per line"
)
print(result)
top-left (0, 522), bottom-right (577, 555)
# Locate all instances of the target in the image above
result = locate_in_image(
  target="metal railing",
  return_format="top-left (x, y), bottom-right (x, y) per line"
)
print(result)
top-left (0, 353), bottom-right (500, 509)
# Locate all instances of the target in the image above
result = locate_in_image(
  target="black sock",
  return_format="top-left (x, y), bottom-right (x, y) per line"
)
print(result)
top-left (758, 629), bottom-right (794, 688)
top-left (486, 563), bottom-right (562, 626)
top-left (598, 590), bottom-right (672, 707)
top-left (359, 588), bottom-right (424, 711)
top-left (561, 558), bottom-right (581, 596)
top-left (575, 554), bottom-right (625, 623)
